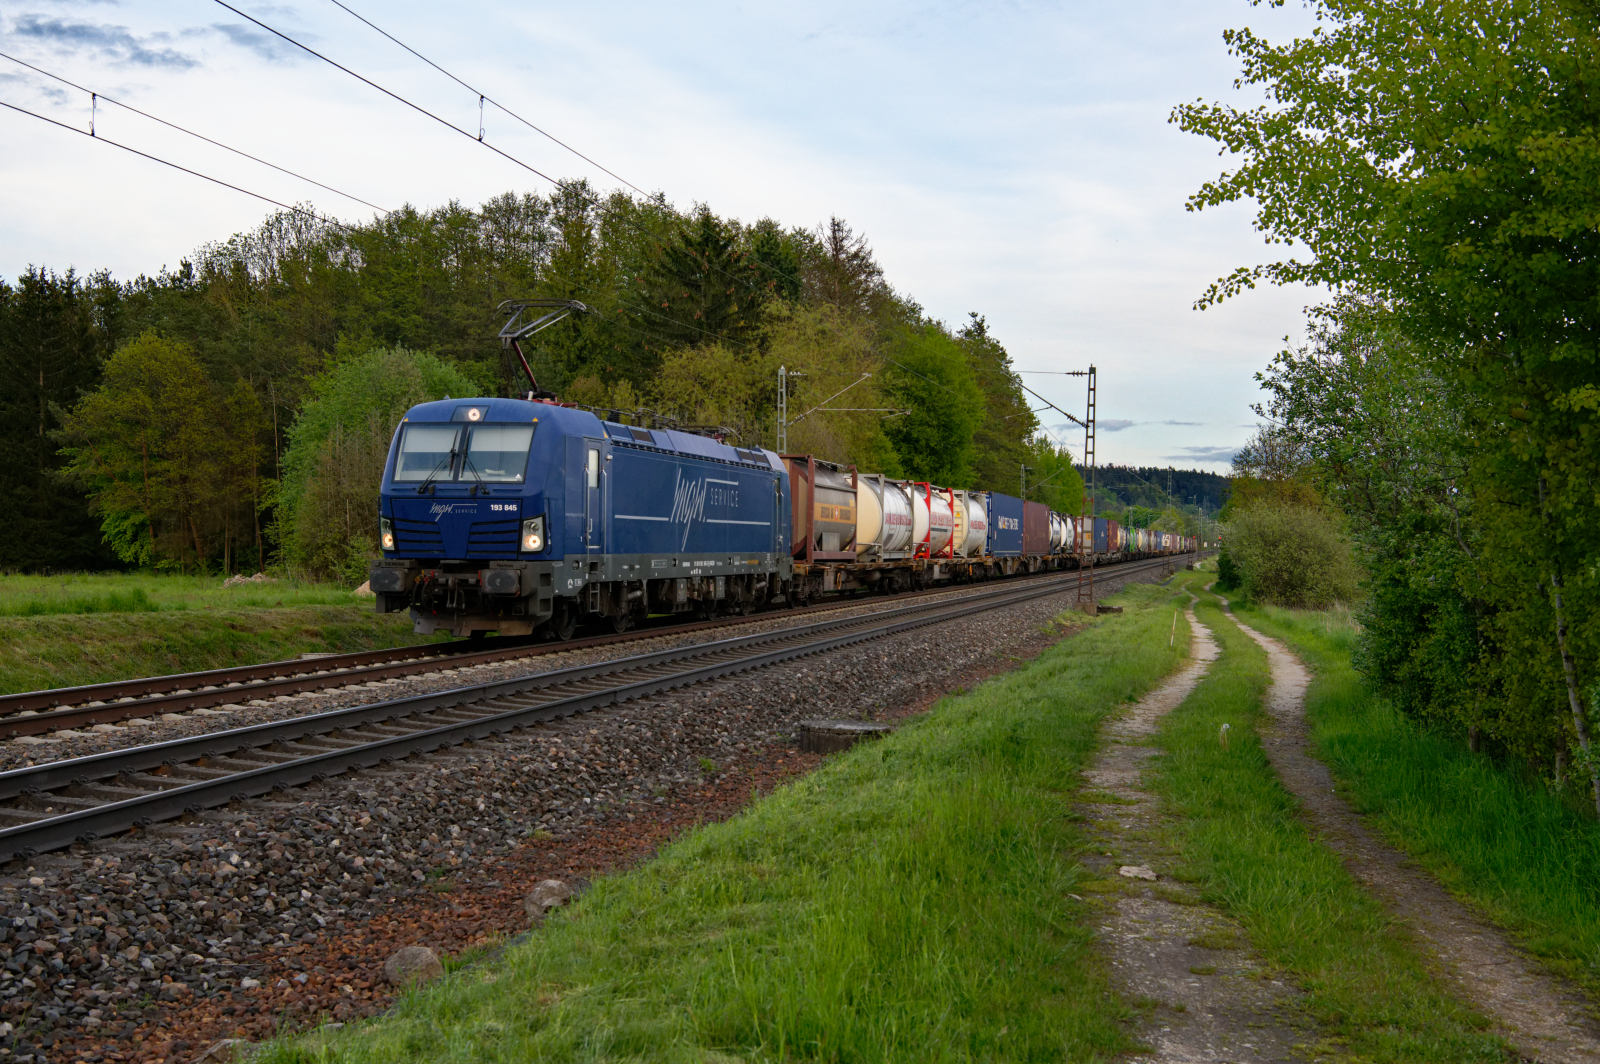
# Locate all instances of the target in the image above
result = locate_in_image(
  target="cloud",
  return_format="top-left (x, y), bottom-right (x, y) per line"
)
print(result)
top-left (1071, 419), bottom-right (1203, 434)
top-left (207, 22), bottom-right (305, 64)
top-left (1163, 445), bottom-right (1238, 465)
top-left (11, 14), bottom-right (199, 68)
top-left (0, 70), bottom-right (71, 105)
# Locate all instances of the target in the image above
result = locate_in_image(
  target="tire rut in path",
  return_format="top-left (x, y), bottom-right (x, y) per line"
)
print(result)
top-left (1229, 607), bottom-right (1600, 1064)
top-left (1081, 600), bottom-right (1314, 1063)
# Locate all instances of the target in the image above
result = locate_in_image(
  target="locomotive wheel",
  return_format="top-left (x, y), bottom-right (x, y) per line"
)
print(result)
top-left (549, 602), bottom-right (577, 641)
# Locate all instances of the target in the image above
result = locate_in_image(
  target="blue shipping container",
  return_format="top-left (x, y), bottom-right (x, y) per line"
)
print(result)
top-left (985, 491), bottom-right (1024, 556)
top-left (1093, 517), bottom-right (1111, 554)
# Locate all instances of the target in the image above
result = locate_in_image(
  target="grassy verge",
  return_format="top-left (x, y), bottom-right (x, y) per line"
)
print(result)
top-left (0, 572), bottom-right (368, 616)
top-left (1234, 599), bottom-right (1600, 1002)
top-left (259, 584), bottom-right (1189, 1064)
top-left (0, 607), bottom-right (448, 694)
top-left (1151, 575), bottom-right (1506, 1061)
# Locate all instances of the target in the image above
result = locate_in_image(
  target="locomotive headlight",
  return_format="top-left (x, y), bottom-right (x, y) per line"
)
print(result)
top-left (380, 517), bottom-right (395, 551)
top-left (520, 515), bottom-right (545, 552)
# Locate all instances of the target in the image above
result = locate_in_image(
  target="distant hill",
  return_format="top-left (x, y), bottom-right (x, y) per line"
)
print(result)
top-left (1075, 464), bottom-right (1230, 514)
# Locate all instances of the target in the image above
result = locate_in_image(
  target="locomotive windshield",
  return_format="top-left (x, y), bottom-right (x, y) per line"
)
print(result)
top-left (393, 424), bottom-right (460, 482)
top-left (392, 423), bottom-right (535, 483)
top-left (463, 425), bottom-right (534, 482)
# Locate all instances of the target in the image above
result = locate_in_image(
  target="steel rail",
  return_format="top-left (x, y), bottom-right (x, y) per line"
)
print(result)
top-left (0, 558), bottom-right (1178, 862)
top-left (0, 556), bottom-right (1172, 737)
top-left (0, 575), bottom-right (1084, 798)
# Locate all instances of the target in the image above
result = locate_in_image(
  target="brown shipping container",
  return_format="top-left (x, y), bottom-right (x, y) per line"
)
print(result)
top-left (1022, 500), bottom-right (1050, 555)
top-left (782, 455), bottom-right (857, 560)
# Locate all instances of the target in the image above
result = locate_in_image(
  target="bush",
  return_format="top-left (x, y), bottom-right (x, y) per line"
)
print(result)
top-left (1222, 502), bottom-right (1360, 607)
top-left (1215, 547), bottom-right (1242, 591)
top-left (277, 347), bottom-right (481, 580)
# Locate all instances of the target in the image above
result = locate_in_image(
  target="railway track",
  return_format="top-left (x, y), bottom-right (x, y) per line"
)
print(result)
top-left (0, 556), bottom-right (1180, 863)
top-left (0, 555), bottom-right (1184, 739)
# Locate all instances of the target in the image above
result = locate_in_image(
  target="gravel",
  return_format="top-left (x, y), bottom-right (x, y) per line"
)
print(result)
top-left (7, 564), bottom-right (1174, 1064)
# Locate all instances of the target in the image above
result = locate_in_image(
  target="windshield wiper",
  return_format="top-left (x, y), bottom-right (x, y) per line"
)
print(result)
top-left (416, 446), bottom-right (457, 495)
top-left (461, 450), bottom-right (489, 496)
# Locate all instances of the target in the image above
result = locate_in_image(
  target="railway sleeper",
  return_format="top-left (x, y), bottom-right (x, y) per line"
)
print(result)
top-left (349, 722), bottom-right (434, 738)
top-left (121, 772), bottom-right (188, 791)
top-left (150, 763), bottom-right (238, 782)
top-left (65, 782), bottom-right (151, 803)
top-left (281, 736), bottom-right (365, 752)
top-left (220, 749), bottom-right (303, 765)
top-left (12, 793), bottom-right (100, 812)
top-left (421, 708), bottom-right (497, 722)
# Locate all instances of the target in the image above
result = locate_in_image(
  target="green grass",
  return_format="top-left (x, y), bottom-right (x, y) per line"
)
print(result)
top-left (1150, 575), bottom-right (1507, 1061)
top-left (259, 584), bottom-right (1191, 1064)
top-left (0, 572), bottom-right (457, 693)
top-left (0, 571), bottom-right (369, 616)
top-left (1234, 599), bottom-right (1600, 1003)
top-left (0, 607), bottom-right (449, 694)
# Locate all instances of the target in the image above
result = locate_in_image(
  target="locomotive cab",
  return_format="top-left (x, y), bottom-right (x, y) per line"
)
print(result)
top-left (368, 397), bottom-right (560, 637)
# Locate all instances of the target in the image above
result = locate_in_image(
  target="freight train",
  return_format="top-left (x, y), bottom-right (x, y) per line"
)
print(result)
top-left (366, 397), bottom-right (1196, 638)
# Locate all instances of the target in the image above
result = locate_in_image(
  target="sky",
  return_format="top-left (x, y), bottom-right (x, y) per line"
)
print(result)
top-left (0, 0), bottom-right (1325, 475)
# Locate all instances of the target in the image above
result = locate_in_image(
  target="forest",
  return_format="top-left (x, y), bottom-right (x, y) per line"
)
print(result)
top-left (1088, 464), bottom-right (1222, 515)
top-left (0, 185), bottom-right (1131, 580)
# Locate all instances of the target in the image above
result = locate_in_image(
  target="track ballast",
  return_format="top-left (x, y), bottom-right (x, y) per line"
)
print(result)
top-left (0, 558), bottom-right (1180, 863)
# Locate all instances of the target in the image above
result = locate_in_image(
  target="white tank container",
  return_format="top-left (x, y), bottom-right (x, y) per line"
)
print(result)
top-left (962, 494), bottom-right (988, 556)
top-left (1048, 513), bottom-right (1065, 553)
top-left (882, 480), bottom-right (914, 553)
top-left (858, 476), bottom-right (914, 556)
top-left (908, 484), bottom-right (954, 556)
top-left (855, 476), bottom-right (883, 554)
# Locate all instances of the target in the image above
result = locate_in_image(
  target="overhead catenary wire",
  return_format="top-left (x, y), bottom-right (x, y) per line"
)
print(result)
top-left (210, 0), bottom-right (561, 187)
top-left (1017, 380), bottom-right (1085, 430)
top-left (0, 41), bottom-right (700, 360)
top-left (0, 99), bottom-right (356, 233)
top-left (10, 0), bottom-right (1052, 437)
top-left (321, 0), bottom-right (648, 197)
top-left (0, 24), bottom-right (1010, 433)
top-left (0, 50), bottom-right (390, 215)
top-left (225, 0), bottom-right (1014, 393)
top-left (216, 0), bottom-right (1059, 438)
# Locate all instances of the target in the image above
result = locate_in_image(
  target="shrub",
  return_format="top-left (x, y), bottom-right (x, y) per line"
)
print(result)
top-left (1222, 502), bottom-right (1360, 607)
top-left (1215, 546), bottom-right (1243, 592)
top-left (277, 347), bottom-right (481, 581)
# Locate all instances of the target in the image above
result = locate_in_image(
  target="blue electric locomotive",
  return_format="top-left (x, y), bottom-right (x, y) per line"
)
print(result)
top-left (368, 397), bottom-right (793, 638)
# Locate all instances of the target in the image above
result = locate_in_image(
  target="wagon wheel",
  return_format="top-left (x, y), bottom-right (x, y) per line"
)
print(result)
top-left (610, 611), bottom-right (635, 634)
